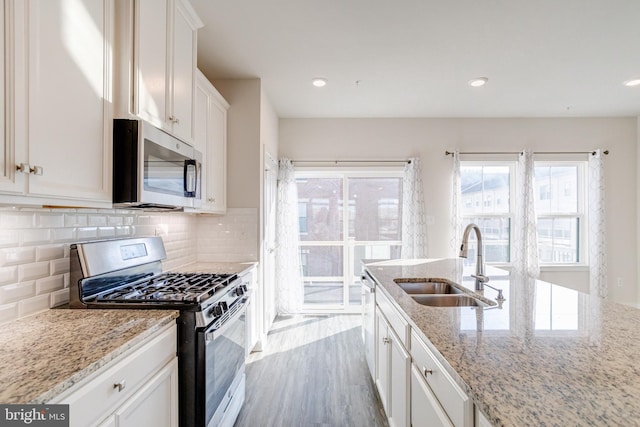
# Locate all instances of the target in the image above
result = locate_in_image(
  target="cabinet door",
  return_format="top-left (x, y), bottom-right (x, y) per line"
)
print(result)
top-left (411, 365), bottom-right (454, 427)
top-left (375, 310), bottom-right (390, 415)
top-left (205, 93), bottom-right (228, 212)
top-left (135, 0), bottom-right (168, 130)
top-left (389, 332), bottom-right (410, 427)
top-left (169, 0), bottom-right (197, 142)
top-left (0, 0), bottom-right (15, 193)
top-left (21, 0), bottom-right (112, 202)
top-left (114, 359), bottom-right (179, 427)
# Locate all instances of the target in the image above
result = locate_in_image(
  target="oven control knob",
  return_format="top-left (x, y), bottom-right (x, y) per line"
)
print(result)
top-left (220, 302), bottom-right (228, 312)
top-left (211, 304), bottom-right (223, 317)
top-left (235, 286), bottom-right (245, 297)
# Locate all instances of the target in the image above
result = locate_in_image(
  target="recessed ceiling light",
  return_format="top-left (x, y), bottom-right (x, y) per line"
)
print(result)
top-left (468, 77), bottom-right (488, 87)
top-left (624, 78), bottom-right (640, 87)
top-left (312, 77), bottom-right (327, 87)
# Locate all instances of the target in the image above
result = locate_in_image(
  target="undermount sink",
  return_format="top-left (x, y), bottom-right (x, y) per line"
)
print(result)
top-left (394, 278), bottom-right (464, 295)
top-left (411, 294), bottom-right (489, 307)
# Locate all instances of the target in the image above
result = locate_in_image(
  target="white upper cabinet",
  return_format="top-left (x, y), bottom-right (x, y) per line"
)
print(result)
top-left (0, 0), bottom-right (113, 207)
top-left (193, 70), bottom-right (228, 214)
top-left (118, 0), bottom-right (203, 143)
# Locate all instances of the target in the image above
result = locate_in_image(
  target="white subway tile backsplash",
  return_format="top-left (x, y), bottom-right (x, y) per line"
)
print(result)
top-left (51, 258), bottom-right (69, 275)
top-left (36, 275), bottom-right (65, 295)
top-left (0, 267), bottom-right (18, 286)
top-left (65, 214), bottom-right (87, 227)
top-left (21, 228), bottom-right (51, 245)
top-left (88, 215), bottom-right (108, 226)
top-left (18, 294), bottom-right (50, 317)
top-left (76, 227), bottom-right (98, 240)
top-left (0, 212), bottom-right (35, 229)
top-left (98, 227), bottom-right (116, 238)
top-left (19, 262), bottom-right (50, 281)
top-left (52, 228), bottom-right (76, 242)
top-left (0, 282), bottom-right (36, 304)
top-left (0, 247), bottom-right (36, 266)
top-left (0, 302), bottom-right (18, 323)
top-left (108, 216), bottom-right (123, 226)
top-left (50, 288), bottom-right (69, 307)
top-left (36, 244), bottom-right (65, 262)
top-left (0, 229), bottom-right (20, 248)
top-left (37, 213), bottom-right (65, 228)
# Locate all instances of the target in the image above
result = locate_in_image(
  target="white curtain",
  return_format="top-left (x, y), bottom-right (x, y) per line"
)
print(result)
top-left (401, 157), bottom-right (428, 258)
top-left (513, 150), bottom-right (539, 278)
top-left (450, 151), bottom-right (462, 256)
top-left (275, 158), bottom-right (303, 314)
top-left (588, 150), bottom-right (607, 299)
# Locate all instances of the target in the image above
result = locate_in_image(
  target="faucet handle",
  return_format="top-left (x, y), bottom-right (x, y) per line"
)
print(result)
top-left (471, 274), bottom-right (490, 283)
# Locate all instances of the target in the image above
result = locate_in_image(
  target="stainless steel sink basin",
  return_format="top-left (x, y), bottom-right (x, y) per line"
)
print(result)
top-left (411, 294), bottom-right (489, 307)
top-left (394, 278), bottom-right (464, 295)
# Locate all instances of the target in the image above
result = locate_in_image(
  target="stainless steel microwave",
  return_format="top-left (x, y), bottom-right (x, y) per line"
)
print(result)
top-left (113, 119), bottom-right (202, 210)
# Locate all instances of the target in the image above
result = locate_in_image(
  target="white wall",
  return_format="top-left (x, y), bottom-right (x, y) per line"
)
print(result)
top-left (279, 117), bottom-right (638, 305)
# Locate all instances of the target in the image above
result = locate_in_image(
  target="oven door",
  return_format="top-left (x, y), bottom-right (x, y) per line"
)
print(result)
top-left (202, 298), bottom-right (247, 427)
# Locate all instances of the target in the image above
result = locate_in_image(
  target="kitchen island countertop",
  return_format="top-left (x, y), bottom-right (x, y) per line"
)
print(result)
top-left (364, 258), bottom-right (640, 426)
top-left (0, 309), bottom-right (178, 404)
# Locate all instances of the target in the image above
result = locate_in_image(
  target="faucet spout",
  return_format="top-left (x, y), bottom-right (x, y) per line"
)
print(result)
top-left (459, 223), bottom-right (489, 290)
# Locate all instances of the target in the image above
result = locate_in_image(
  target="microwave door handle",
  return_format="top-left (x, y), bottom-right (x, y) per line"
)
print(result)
top-left (184, 159), bottom-right (196, 196)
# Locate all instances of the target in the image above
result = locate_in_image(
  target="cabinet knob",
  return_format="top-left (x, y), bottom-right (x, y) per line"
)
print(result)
top-left (16, 163), bottom-right (44, 175)
top-left (169, 115), bottom-right (180, 124)
top-left (422, 367), bottom-right (433, 377)
top-left (113, 380), bottom-right (126, 392)
top-left (208, 197), bottom-right (215, 202)
top-left (383, 337), bottom-right (391, 345)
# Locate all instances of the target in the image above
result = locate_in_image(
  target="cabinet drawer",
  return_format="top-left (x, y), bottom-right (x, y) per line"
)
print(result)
top-left (376, 289), bottom-right (409, 347)
top-left (410, 330), bottom-right (472, 427)
top-left (56, 324), bottom-right (177, 427)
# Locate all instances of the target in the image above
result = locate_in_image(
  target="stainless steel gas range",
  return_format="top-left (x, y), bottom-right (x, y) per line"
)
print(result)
top-left (69, 236), bottom-right (247, 427)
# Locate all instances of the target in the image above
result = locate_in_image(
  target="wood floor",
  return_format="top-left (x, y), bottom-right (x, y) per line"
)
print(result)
top-left (234, 314), bottom-right (389, 427)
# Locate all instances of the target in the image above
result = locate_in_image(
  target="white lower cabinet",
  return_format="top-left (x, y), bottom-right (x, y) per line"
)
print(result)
top-left (475, 407), bottom-right (492, 427)
top-left (410, 330), bottom-right (473, 427)
top-left (411, 365), bottom-right (454, 427)
top-left (376, 308), bottom-right (410, 427)
top-left (51, 323), bottom-right (178, 427)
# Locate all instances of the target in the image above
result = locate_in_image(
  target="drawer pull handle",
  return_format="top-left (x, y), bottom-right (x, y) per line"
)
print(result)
top-left (383, 337), bottom-right (391, 345)
top-left (422, 367), bottom-right (433, 377)
top-left (114, 380), bottom-right (126, 392)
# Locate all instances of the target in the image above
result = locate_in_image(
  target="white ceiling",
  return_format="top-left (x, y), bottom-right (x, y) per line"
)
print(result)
top-left (191, 0), bottom-right (640, 118)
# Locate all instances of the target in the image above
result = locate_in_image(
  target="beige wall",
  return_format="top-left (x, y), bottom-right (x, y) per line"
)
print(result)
top-left (212, 79), bottom-right (262, 209)
top-left (279, 117), bottom-right (638, 305)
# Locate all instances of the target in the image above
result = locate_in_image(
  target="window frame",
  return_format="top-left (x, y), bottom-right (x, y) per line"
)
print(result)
top-left (295, 168), bottom-right (404, 312)
top-left (534, 160), bottom-right (587, 267)
top-left (459, 160), bottom-right (516, 267)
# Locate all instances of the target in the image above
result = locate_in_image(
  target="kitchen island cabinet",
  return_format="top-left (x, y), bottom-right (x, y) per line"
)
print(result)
top-left (0, 0), bottom-right (113, 207)
top-left (364, 258), bottom-right (640, 426)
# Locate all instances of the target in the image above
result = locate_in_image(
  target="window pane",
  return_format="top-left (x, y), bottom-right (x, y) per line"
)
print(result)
top-left (537, 217), bottom-right (579, 263)
top-left (461, 166), bottom-right (510, 215)
top-left (350, 244), bottom-right (402, 304)
top-left (296, 178), bottom-right (343, 241)
top-left (300, 246), bottom-right (344, 306)
top-left (460, 218), bottom-right (511, 263)
top-left (348, 177), bottom-right (402, 240)
top-left (535, 166), bottom-right (578, 213)
top-left (299, 246), bottom-right (343, 277)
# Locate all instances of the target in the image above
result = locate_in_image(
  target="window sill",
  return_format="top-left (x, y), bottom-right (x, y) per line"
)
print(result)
top-left (489, 264), bottom-right (589, 273)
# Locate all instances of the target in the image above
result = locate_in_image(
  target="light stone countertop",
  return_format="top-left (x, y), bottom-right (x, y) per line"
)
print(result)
top-left (0, 309), bottom-right (178, 404)
top-left (364, 258), bottom-right (640, 427)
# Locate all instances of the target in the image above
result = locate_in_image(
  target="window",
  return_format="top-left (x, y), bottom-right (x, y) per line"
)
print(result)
top-left (460, 163), bottom-right (513, 264)
top-left (460, 159), bottom-right (586, 267)
top-left (534, 162), bottom-right (585, 264)
top-left (296, 171), bottom-right (403, 310)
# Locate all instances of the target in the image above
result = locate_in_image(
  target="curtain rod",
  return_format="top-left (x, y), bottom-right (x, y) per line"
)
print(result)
top-left (445, 150), bottom-right (609, 156)
top-left (292, 159), bottom-right (411, 164)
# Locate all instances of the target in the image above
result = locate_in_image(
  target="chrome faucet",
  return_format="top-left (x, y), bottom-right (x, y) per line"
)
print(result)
top-left (459, 223), bottom-right (490, 290)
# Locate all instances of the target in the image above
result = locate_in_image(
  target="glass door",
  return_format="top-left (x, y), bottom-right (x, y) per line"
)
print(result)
top-left (296, 171), bottom-right (402, 312)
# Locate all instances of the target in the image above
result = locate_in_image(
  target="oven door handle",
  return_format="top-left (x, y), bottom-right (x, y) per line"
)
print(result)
top-left (205, 298), bottom-right (248, 343)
